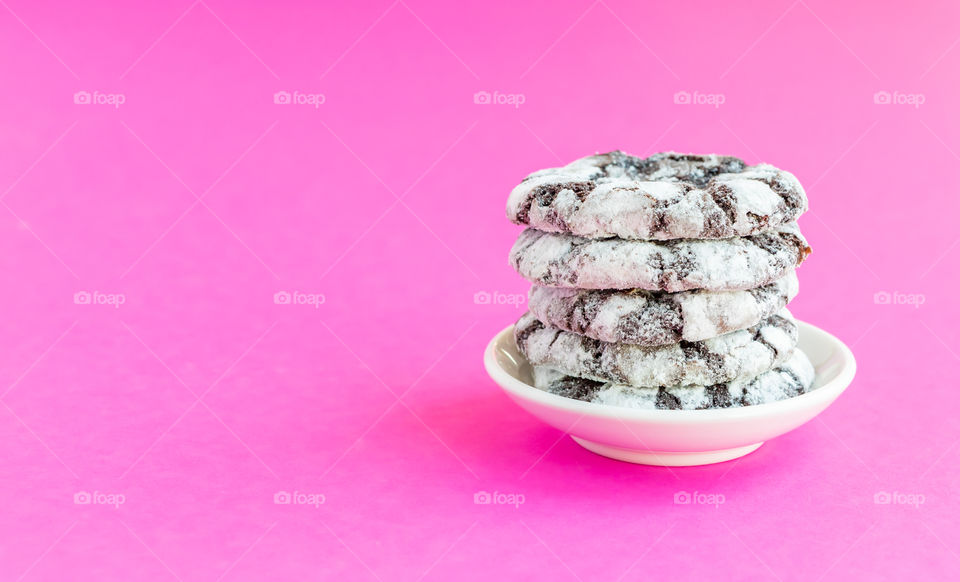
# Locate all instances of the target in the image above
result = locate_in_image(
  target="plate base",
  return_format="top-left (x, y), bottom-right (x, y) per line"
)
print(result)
top-left (571, 437), bottom-right (764, 466)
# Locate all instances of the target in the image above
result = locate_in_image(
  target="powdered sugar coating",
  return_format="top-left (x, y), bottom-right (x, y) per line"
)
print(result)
top-left (527, 271), bottom-right (799, 345)
top-left (510, 223), bottom-right (810, 291)
top-left (506, 151), bottom-right (808, 240)
top-left (530, 348), bottom-right (815, 410)
top-left (515, 309), bottom-right (798, 388)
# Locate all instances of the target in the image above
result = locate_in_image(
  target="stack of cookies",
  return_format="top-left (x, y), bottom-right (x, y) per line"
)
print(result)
top-left (506, 151), bottom-right (814, 410)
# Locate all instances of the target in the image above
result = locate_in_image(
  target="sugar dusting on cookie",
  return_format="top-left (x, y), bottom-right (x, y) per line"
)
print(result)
top-left (527, 270), bottom-right (799, 345)
top-left (510, 224), bottom-right (809, 291)
top-left (507, 151), bottom-right (808, 241)
top-left (531, 349), bottom-right (815, 410)
top-left (515, 309), bottom-right (799, 389)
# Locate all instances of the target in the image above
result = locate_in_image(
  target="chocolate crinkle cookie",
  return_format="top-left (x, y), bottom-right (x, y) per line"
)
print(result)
top-left (527, 270), bottom-right (799, 346)
top-left (506, 151), bottom-right (808, 241)
top-left (514, 309), bottom-right (799, 389)
top-left (509, 223), bottom-right (810, 292)
top-left (530, 348), bottom-right (815, 410)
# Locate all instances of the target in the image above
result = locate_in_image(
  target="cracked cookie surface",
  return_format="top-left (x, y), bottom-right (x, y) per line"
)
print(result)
top-left (506, 151), bottom-right (808, 240)
top-left (531, 348), bottom-right (814, 409)
top-left (527, 271), bottom-right (799, 346)
top-left (514, 309), bottom-right (798, 388)
top-left (510, 223), bottom-right (810, 291)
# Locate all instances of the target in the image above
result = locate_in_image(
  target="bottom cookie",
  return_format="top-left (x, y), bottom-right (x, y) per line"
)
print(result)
top-left (532, 348), bottom-right (815, 410)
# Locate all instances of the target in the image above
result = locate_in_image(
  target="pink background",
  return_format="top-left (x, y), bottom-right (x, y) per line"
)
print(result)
top-left (1, 0), bottom-right (958, 580)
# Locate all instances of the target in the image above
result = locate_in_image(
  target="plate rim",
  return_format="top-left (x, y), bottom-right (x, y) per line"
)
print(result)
top-left (484, 319), bottom-right (857, 421)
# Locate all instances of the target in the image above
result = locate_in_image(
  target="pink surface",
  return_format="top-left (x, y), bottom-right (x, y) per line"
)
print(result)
top-left (1, 0), bottom-right (958, 580)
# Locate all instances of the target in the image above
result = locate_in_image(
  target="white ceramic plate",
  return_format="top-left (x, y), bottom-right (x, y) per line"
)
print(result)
top-left (484, 320), bottom-right (856, 466)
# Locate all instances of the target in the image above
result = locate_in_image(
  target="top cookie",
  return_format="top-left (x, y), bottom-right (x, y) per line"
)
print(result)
top-left (506, 151), bottom-right (808, 240)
